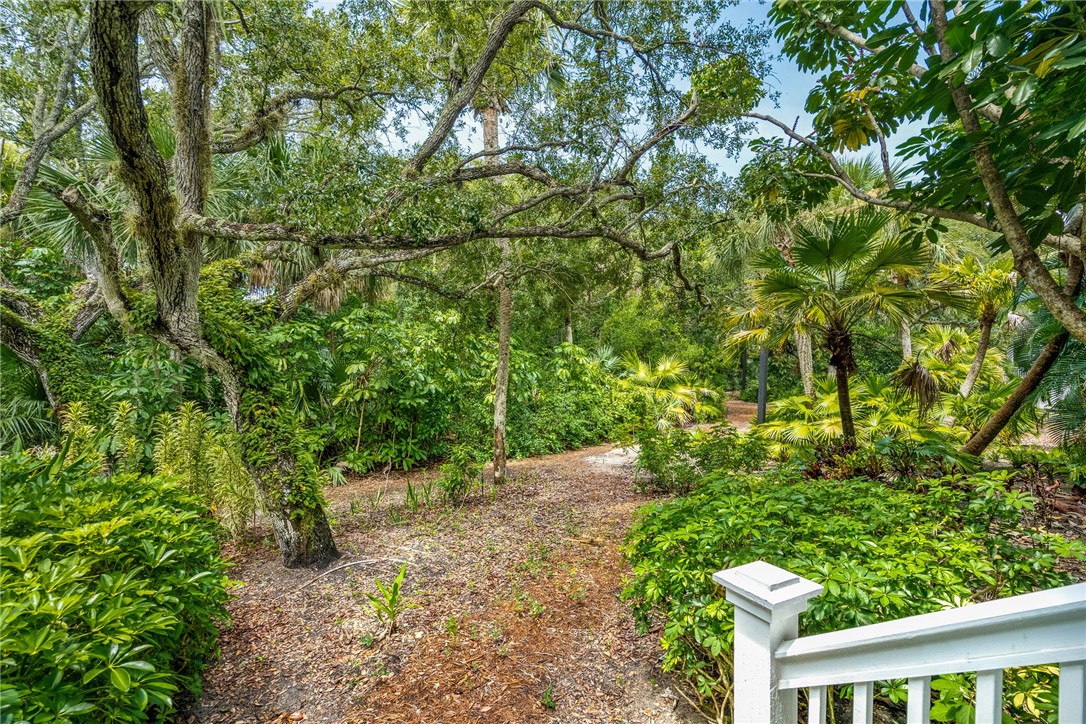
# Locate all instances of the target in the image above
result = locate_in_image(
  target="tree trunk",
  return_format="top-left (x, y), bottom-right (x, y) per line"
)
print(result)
top-left (827, 323), bottom-right (857, 441)
top-left (900, 320), bottom-right (913, 360)
top-left (796, 331), bottom-right (815, 397)
top-left (959, 310), bottom-right (994, 399)
top-left (89, 0), bottom-right (339, 568)
top-left (834, 363), bottom-right (856, 442)
top-left (756, 347), bottom-right (769, 424)
top-left (931, 0), bottom-right (1086, 345)
top-left (493, 267), bottom-right (512, 483)
top-left (961, 257), bottom-right (1083, 456)
top-left (240, 395), bottom-right (340, 568)
top-left (961, 332), bottom-right (1068, 457)
top-left (483, 101), bottom-right (512, 483)
top-left (563, 309), bottom-right (573, 344)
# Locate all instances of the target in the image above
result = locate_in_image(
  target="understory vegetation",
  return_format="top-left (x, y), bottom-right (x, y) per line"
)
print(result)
top-left (0, 446), bottom-right (230, 722)
top-left (624, 465), bottom-right (1084, 722)
top-left (2, 0), bottom-right (1084, 721)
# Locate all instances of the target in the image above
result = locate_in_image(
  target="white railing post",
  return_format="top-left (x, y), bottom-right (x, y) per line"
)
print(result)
top-left (715, 561), bottom-right (823, 724)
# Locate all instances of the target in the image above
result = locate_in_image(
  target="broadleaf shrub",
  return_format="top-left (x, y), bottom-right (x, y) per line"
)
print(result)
top-left (623, 467), bottom-right (1083, 719)
top-left (633, 423), bottom-right (769, 493)
top-left (0, 445), bottom-right (231, 722)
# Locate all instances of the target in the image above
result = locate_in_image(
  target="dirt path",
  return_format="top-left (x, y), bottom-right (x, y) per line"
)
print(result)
top-left (185, 441), bottom-right (709, 723)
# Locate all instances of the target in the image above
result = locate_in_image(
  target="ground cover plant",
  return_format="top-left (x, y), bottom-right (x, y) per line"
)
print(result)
top-left (0, 444), bottom-right (230, 722)
top-left (623, 464), bottom-right (1085, 721)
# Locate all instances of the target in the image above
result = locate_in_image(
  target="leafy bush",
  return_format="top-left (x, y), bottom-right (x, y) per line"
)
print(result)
top-left (0, 444), bottom-right (231, 722)
top-left (623, 467), bottom-right (1083, 719)
top-left (437, 444), bottom-right (486, 504)
top-left (689, 424), bottom-right (769, 475)
top-left (632, 425), bottom-right (700, 493)
top-left (633, 424), bottom-right (769, 493)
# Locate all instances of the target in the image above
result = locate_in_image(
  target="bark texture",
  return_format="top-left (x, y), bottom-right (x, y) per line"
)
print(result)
top-left (930, 0), bottom-right (1086, 345)
top-left (826, 323), bottom-right (857, 441)
top-left (88, 0), bottom-right (338, 568)
top-left (796, 331), bottom-right (815, 397)
top-left (961, 258), bottom-right (1083, 456)
top-left (483, 103), bottom-right (513, 484)
top-left (959, 309), bottom-right (995, 399)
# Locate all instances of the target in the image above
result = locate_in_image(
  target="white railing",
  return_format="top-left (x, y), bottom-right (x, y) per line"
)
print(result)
top-left (714, 561), bottom-right (1086, 724)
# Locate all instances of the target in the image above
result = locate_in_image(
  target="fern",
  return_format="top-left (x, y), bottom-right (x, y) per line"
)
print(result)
top-left (152, 403), bottom-right (256, 538)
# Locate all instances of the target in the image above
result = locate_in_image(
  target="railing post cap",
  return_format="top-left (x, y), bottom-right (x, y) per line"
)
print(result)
top-left (713, 561), bottom-right (823, 620)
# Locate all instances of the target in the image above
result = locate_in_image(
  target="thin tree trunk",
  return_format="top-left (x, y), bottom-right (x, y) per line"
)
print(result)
top-left (756, 348), bottom-right (768, 424)
top-left (739, 346), bottom-right (748, 391)
top-left (959, 311), bottom-right (994, 399)
top-left (563, 309), bottom-right (573, 344)
top-left (961, 258), bottom-right (1083, 456)
top-left (483, 102), bottom-right (512, 483)
top-left (900, 320), bottom-right (913, 360)
top-left (493, 263), bottom-right (512, 483)
top-left (796, 331), bottom-right (815, 397)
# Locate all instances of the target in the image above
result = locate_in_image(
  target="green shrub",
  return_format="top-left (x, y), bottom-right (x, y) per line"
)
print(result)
top-left (623, 467), bottom-right (1083, 719)
top-left (633, 424), bottom-right (769, 493)
top-left (632, 426), bottom-right (700, 493)
top-left (689, 424), bottom-right (769, 475)
top-left (0, 444), bottom-right (231, 722)
top-left (437, 444), bottom-right (486, 504)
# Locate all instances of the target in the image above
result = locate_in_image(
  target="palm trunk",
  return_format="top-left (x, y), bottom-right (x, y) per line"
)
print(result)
top-left (959, 311), bottom-right (994, 399)
top-left (796, 331), bottom-right (815, 397)
top-left (827, 323), bottom-right (857, 442)
top-left (900, 320), bottom-right (913, 360)
top-left (834, 364), bottom-right (856, 442)
top-left (961, 257), bottom-right (1082, 456)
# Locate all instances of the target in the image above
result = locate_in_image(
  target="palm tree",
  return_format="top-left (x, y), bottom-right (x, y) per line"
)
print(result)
top-left (621, 354), bottom-right (718, 429)
top-left (933, 256), bottom-right (1014, 398)
top-left (749, 209), bottom-right (933, 441)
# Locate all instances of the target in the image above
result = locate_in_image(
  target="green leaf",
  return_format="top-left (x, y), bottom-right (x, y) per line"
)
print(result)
top-left (986, 34), bottom-right (1011, 58)
top-left (110, 667), bottom-right (131, 693)
top-left (1010, 76), bottom-right (1037, 105)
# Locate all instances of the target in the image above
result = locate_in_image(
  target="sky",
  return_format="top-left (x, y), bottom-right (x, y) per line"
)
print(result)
top-left (709, 1), bottom-right (925, 176)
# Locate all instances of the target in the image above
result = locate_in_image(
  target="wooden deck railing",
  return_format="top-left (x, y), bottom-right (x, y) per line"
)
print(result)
top-left (714, 561), bottom-right (1086, 724)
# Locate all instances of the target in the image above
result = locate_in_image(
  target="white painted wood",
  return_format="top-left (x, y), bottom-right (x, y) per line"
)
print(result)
top-left (974, 669), bottom-right (1003, 724)
top-left (714, 562), bottom-right (823, 724)
top-left (1059, 660), bottom-right (1085, 724)
top-left (717, 562), bottom-right (1085, 723)
top-left (776, 583), bottom-right (1086, 688)
top-left (906, 676), bottom-right (930, 724)
top-left (852, 682), bottom-right (873, 724)
top-left (807, 685), bottom-right (827, 724)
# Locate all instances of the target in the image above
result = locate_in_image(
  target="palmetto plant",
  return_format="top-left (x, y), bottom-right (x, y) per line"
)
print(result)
top-left (932, 256), bottom-right (1014, 398)
top-left (0, 351), bottom-right (56, 449)
top-left (748, 209), bottom-right (937, 441)
top-left (621, 354), bottom-right (717, 429)
top-left (762, 374), bottom-right (961, 447)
